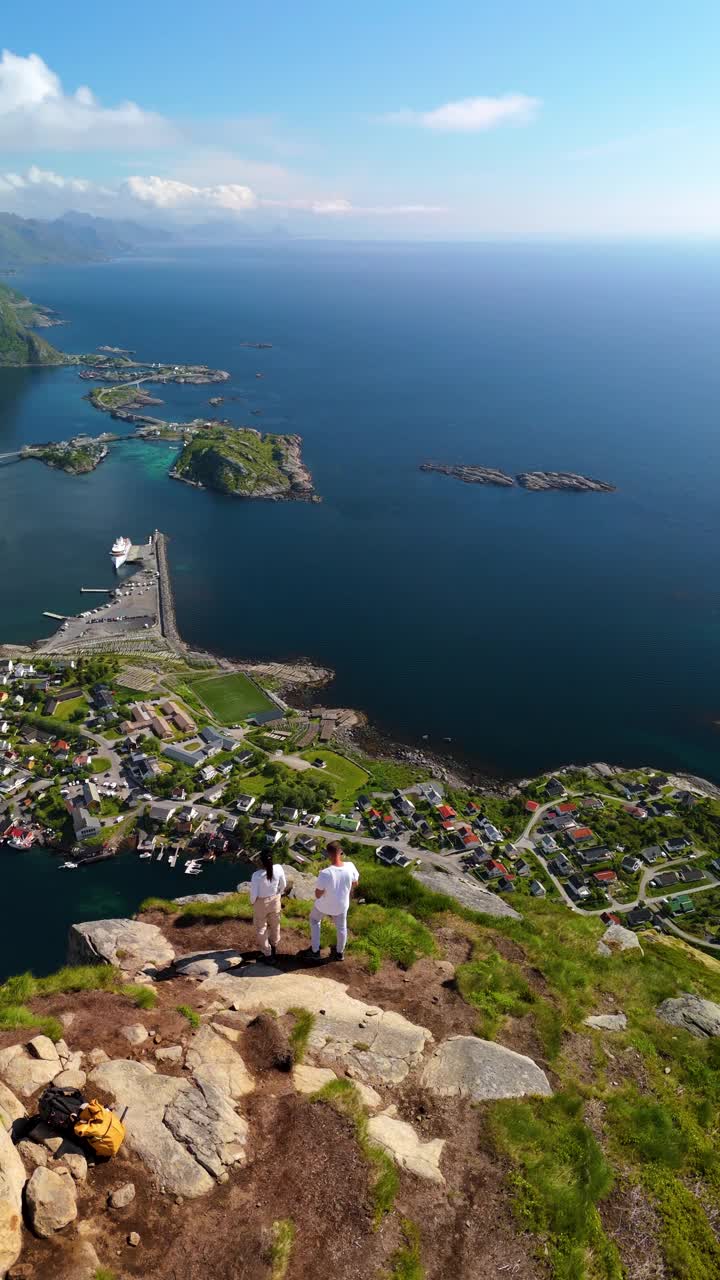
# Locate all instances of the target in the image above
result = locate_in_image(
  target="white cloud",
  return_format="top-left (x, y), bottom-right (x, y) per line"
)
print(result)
top-left (0, 49), bottom-right (176, 150)
top-left (124, 175), bottom-right (258, 211)
top-left (379, 93), bottom-right (540, 132)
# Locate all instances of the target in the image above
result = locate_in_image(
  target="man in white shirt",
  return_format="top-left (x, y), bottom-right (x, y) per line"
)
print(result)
top-left (309, 841), bottom-right (359, 961)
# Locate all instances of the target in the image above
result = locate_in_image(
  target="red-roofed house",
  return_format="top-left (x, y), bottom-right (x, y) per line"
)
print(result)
top-left (461, 831), bottom-right (480, 847)
top-left (568, 826), bottom-right (594, 844)
top-left (558, 802), bottom-right (577, 813)
top-left (486, 860), bottom-right (510, 878)
top-left (594, 870), bottom-right (618, 884)
top-left (442, 820), bottom-right (456, 832)
top-left (52, 739), bottom-right (70, 757)
top-left (525, 800), bottom-right (539, 812)
top-left (438, 804), bottom-right (457, 820)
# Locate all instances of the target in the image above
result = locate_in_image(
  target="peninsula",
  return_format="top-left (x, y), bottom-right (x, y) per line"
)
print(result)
top-left (421, 461), bottom-right (615, 492)
top-left (0, 282), bottom-right (69, 367)
top-left (19, 434), bottom-right (116, 474)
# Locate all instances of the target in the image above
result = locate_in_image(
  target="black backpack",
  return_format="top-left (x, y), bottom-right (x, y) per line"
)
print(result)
top-left (38, 1085), bottom-right (86, 1133)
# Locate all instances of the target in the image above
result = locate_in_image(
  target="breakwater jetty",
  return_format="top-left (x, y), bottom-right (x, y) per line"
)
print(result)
top-left (155, 530), bottom-right (184, 654)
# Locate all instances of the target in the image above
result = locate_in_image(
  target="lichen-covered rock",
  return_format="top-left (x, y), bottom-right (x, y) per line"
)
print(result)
top-left (656, 994), bottom-right (720, 1038)
top-left (67, 919), bottom-right (174, 975)
top-left (25, 1166), bottom-right (77, 1237)
top-left (597, 924), bottom-right (642, 956)
top-left (584, 1013), bottom-right (627, 1032)
top-left (421, 1036), bottom-right (552, 1102)
top-left (0, 1124), bottom-right (26, 1275)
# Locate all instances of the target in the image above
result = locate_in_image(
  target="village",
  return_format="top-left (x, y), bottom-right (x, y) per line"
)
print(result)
top-left (1, 652), bottom-right (720, 949)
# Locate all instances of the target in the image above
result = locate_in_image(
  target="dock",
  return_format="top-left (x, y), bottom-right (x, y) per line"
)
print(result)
top-left (43, 612), bottom-right (68, 621)
top-left (80, 588), bottom-right (112, 594)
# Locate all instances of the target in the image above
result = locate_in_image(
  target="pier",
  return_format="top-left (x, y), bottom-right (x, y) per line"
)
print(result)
top-left (43, 612), bottom-right (68, 621)
top-left (80, 588), bottom-right (112, 594)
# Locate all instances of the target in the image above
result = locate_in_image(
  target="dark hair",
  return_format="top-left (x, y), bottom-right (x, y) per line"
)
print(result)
top-left (326, 841), bottom-right (342, 858)
top-left (260, 849), bottom-right (274, 881)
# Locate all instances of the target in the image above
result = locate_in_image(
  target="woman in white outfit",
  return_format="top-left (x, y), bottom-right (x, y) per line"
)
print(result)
top-left (250, 850), bottom-right (287, 958)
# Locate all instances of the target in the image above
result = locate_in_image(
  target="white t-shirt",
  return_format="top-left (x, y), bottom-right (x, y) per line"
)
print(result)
top-left (315, 862), bottom-right (359, 916)
top-left (250, 865), bottom-right (287, 902)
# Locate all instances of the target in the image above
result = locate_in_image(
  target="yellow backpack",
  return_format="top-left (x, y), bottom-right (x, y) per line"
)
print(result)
top-left (74, 1099), bottom-right (126, 1157)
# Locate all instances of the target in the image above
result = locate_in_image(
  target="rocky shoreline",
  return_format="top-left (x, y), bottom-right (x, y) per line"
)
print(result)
top-left (420, 461), bottom-right (615, 492)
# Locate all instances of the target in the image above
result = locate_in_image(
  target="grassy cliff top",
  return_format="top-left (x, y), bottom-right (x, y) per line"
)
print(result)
top-left (171, 424), bottom-right (311, 499)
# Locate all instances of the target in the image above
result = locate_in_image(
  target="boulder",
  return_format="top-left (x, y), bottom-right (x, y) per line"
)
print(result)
top-left (108, 1182), bottom-right (135, 1209)
top-left (24, 1166), bottom-right (77, 1237)
top-left (175, 949), bottom-right (244, 981)
top-left (584, 1013), bottom-right (627, 1032)
top-left (412, 868), bottom-right (522, 919)
top-left (0, 1084), bottom-right (25, 1134)
top-left (86, 1049), bottom-right (108, 1067)
top-left (29, 1124), bottom-right (85, 1163)
top-left (0, 1050), bottom-right (21, 1079)
top-left (52, 1070), bottom-right (87, 1091)
top-left (27, 1037), bottom-right (59, 1064)
top-left (596, 924), bottom-right (642, 957)
top-left (17, 1142), bottom-right (47, 1172)
top-left (0, 1124), bottom-right (26, 1276)
top-left (368, 1113), bottom-right (445, 1183)
top-left (200, 967), bottom-right (432, 1085)
top-left (155, 1046), bottom-right (183, 1064)
top-left (67, 919), bottom-right (174, 976)
top-left (656, 994), bottom-right (720, 1039)
top-left (0, 1051), bottom-right (59, 1099)
top-left (59, 1153), bottom-right (87, 1183)
top-left (185, 1025), bottom-right (254, 1100)
top-left (89, 1059), bottom-right (248, 1197)
top-left (121, 1025), bottom-right (149, 1047)
top-left (421, 1036), bottom-right (552, 1102)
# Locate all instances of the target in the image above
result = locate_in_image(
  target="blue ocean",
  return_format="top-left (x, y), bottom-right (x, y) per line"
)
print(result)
top-left (2, 241), bottom-right (720, 782)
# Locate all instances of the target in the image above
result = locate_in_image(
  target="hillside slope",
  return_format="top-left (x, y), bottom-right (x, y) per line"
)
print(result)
top-left (0, 283), bottom-right (66, 365)
top-left (1, 855), bottom-right (720, 1279)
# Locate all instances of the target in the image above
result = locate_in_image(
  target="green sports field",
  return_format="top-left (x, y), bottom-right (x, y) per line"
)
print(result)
top-left (187, 672), bottom-right (276, 724)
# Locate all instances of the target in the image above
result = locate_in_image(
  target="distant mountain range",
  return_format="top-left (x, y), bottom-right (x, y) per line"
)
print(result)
top-left (0, 210), bottom-right (294, 267)
top-left (0, 211), bottom-right (172, 267)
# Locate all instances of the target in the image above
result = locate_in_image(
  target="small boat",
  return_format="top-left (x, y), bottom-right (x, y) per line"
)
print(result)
top-left (184, 859), bottom-right (202, 876)
top-left (139, 850), bottom-right (152, 860)
top-left (168, 848), bottom-right (178, 868)
top-left (156, 846), bottom-right (165, 862)
top-left (59, 861), bottom-right (78, 870)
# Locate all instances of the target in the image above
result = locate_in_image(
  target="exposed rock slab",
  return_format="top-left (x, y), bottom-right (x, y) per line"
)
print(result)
top-left (0, 1124), bottom-right (25, 1276)
top-left (368, 1113), bottom-right (445, 1183)
top-left (200, 967), bottom-right (432, 1085)
top-left (584, 1013), bottom-right (627, 1032)
top-left (656, 994), bottom-right (720, 1039)
top-left (412, 868), bottom-right (521, 919)
top-left (175, 949), bottom-right (245, 981)
top-left (421, 1036), bottom-right (552, 1102)
top-left (25, 1166), bottom-right (77, 1237)
top-left (27, 1037), bottom-right (59, 1064)
top-left (597, 924), bottom-right (642, 956)
top-left (185, 1025), bottom-right (254, 1100)
top-left (67, 919), bottom-right (174, 975)
top-left (0, 1049), bottom-right (59, 1099)
top-left (52, 1069), bottom-right (87, 1091)
top-left (89, 1058), bottom-right (248, 1197)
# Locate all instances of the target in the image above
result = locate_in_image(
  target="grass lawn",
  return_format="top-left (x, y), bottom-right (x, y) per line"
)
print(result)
top-left (91, 757), bottom-right (111, 773)
top-left (46, 695), bottom-right (87, 723)
top-left (300, 749), bottom-right (369, 807)
top-left (186, 672), bottom-right (276, 724)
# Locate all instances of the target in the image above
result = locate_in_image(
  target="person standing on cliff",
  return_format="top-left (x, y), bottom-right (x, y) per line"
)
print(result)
top-left (249, 850), bottom-right (287, 959)
top-left (308, 841), bottom-right (359, 961)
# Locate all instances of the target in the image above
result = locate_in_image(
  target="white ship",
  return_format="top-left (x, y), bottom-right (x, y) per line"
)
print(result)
top-left (110, 535), bottom-right (132, 570)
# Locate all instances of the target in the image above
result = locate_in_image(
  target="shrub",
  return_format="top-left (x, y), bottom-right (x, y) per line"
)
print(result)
top-left (347, 904), bottom-right (436, 973)
top-left (176, 1004), bottom-right (201, 1030)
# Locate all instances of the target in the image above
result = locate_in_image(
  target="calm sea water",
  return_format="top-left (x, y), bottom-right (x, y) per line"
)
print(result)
top-left (1, 241), bottom-right (720, 973)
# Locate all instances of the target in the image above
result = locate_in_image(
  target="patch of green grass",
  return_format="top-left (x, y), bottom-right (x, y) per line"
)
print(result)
top-left (140, 892), bottom-right (255, 922)
top-left (139, 896), bottom-right (177, 914)
top-left (123, 984), bottom-right (157, 1010)
top-left (311, 1078), bottom-right (399, 1224)
top-left (491, 1092), bottom-right (621, 1280)
top-left (0, 1005), bottom-right (63, 1041)
top-left (93, 1269), bottom-right (117, 1280)
top-left (176, 1004), bottom-right (201, 1030)
top-left (0, 965), bottom-right (155, 1040)
top-left (346, 903), bottom-right (436, 973)
top-left (187, 671), bottom-right (275, 723)
top-left (270, 1218), bottom-right (296, 1280)
top-left (456, 947), bottom-right (535, 1039)
top-left (288, 1007), bottom-right (315, 1063)
top-left (644, 1169), bottom-right (720, 1280)
top-left (386, 1220), bottom-right (424, 1280)
top-left (300, 748), bottom-right (369, 806)
top-left (91, 756), bottom-right (111, 773)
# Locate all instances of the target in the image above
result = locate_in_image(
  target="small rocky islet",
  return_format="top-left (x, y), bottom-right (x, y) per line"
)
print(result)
top-left (420, 461), bottom-right (616, 492)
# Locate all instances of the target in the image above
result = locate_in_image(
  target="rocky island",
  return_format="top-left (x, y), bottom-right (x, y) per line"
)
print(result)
top-left (19, 434), bottom-right (116, 474)
top-left (420, 462), bottom-right (515, 486)
top-left (517, 471), bottom-right (616, 492)
top-left (421, 461), bottom-right (615, 493)
top-left (170, 425), bottom-right (318, 501)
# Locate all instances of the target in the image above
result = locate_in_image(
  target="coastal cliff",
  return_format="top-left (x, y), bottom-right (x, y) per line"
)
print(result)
top-left (0, 283), bottom-right (68, 367)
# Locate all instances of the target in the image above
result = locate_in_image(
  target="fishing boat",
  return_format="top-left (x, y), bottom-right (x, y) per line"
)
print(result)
top-left (59, 861), bottom-right (78, 870)
top-left (156, 845), bottom-right (165, 862)
top-left (184, 859), bottom-right (202, 876)
top-left (168, 847), bottom-right (178, 867)
top-left (139, 850), bottom-right (153, 860)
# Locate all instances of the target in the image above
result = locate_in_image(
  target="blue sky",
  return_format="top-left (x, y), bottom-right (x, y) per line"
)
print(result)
top-left (0, 0), bottom-right (718, 236)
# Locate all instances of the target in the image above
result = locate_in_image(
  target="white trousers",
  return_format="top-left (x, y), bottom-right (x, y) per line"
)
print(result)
top-left (310, 904), bottom-right (348, 954)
